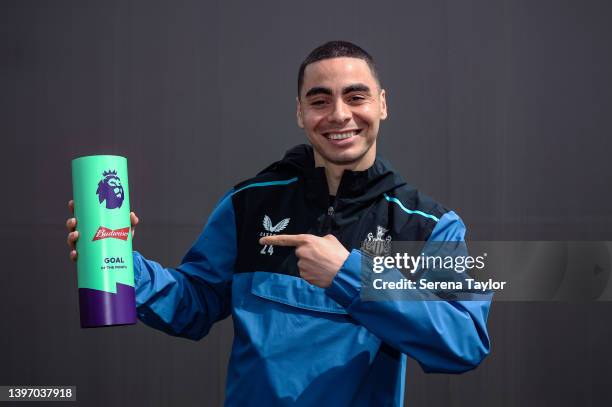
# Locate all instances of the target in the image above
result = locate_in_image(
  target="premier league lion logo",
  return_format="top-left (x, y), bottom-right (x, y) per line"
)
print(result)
top-left (96, 170), bottom-right (124, 209)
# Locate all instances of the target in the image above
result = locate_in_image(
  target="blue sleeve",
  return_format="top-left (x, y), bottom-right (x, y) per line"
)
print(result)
top-left (325, 211), bottom-right (492, 373)
top-left (132, 189), bottom-right (236, 341)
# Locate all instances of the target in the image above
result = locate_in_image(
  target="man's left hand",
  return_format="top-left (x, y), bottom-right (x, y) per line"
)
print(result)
top-left (259, 234), bottom-right (350, 288)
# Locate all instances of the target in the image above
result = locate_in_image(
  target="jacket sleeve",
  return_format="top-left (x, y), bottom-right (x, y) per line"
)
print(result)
top-left (132, 189), bottom-right (236, 341)
top-left (324, 211), bottom-right (492, 373)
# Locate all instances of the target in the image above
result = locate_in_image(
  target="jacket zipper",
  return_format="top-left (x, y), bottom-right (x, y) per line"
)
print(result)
top-left (323, 196), bottom-right (338, 234)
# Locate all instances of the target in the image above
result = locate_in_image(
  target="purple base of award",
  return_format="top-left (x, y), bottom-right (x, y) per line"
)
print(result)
top-left (79, 283), bottom-right (137, 328)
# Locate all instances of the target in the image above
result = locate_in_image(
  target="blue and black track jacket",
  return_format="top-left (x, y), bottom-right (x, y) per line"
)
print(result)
top-left (133, 144), bottom-right (491, 406)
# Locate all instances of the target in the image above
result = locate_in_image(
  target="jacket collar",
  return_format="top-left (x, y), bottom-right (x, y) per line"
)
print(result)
top-left (258, 144), bottom-right (406, 209)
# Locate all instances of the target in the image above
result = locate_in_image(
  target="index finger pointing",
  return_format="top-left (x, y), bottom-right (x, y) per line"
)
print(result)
top-left (259, 234), bottom-right (310, 247)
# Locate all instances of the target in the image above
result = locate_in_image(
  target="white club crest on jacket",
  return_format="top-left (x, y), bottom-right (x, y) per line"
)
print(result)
top-left (361, 225), bottom-right (392, 256)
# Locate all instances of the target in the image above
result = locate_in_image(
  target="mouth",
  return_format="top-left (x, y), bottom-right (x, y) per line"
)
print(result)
top-left (322, 129), bottom-right (362, 140)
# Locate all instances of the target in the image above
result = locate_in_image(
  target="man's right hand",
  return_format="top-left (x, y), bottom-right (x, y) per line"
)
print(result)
top-left (66, 200), bottom-right (139, 262)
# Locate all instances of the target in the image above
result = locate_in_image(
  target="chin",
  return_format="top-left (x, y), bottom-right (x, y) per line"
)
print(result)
top-left (323, 151), bottom-right (367, 166)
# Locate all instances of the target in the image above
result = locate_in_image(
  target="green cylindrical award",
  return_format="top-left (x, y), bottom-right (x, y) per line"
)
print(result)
top-left (71, 155), bottom-right (136, 328)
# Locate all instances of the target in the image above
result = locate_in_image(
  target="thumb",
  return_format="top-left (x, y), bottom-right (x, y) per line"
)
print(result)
top-left (130, 212), bottom-right (139, 237)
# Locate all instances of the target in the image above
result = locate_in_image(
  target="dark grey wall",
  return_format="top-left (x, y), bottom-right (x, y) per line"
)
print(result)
top-left (2, 0), bottom-right (612, 406)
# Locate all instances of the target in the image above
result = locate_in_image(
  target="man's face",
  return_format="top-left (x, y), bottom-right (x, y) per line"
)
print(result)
top-left (297, 57), bottom-right (387, 168)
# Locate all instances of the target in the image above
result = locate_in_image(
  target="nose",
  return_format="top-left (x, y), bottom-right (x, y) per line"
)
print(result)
top-left (328, 98), bottom-right (351, 124)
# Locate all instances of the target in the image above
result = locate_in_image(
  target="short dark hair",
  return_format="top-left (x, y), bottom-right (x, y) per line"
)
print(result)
top-left (297, 41), bottom-right (380, 97)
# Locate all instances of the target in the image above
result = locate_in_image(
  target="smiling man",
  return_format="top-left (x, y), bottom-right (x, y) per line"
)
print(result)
top-left (67, 41), bottom-right (491, 406)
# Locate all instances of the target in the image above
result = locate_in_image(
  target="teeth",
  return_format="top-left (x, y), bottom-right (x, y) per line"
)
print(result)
top-left (327, 131), bottom-right (356, 140)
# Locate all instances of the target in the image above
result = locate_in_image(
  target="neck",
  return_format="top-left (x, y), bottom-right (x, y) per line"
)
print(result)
top-left (313, 145), bottom-right (376, 195)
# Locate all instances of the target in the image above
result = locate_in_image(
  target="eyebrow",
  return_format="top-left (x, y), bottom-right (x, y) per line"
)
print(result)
top-left (305, 87), bottom-right (332, 98)
top-left (342, 84), bottom-right (371, 95)
top-left (304, 83), bottom-right (372, 98)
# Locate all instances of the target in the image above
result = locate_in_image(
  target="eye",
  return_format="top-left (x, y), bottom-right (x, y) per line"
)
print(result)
top-left (310, 100), bottom-right (326, 106)
top-left (348, 95), bottom-right (366, 103)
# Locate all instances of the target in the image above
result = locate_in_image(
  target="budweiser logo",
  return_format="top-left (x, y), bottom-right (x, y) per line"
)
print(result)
top-left (92, 226), bottom-right (130, 241)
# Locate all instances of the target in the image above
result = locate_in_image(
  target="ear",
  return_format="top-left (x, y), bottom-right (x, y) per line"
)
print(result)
top-left (296, 96), bottom-right (304, 128)
top-left (379, 89), bottom-right (388, 120)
